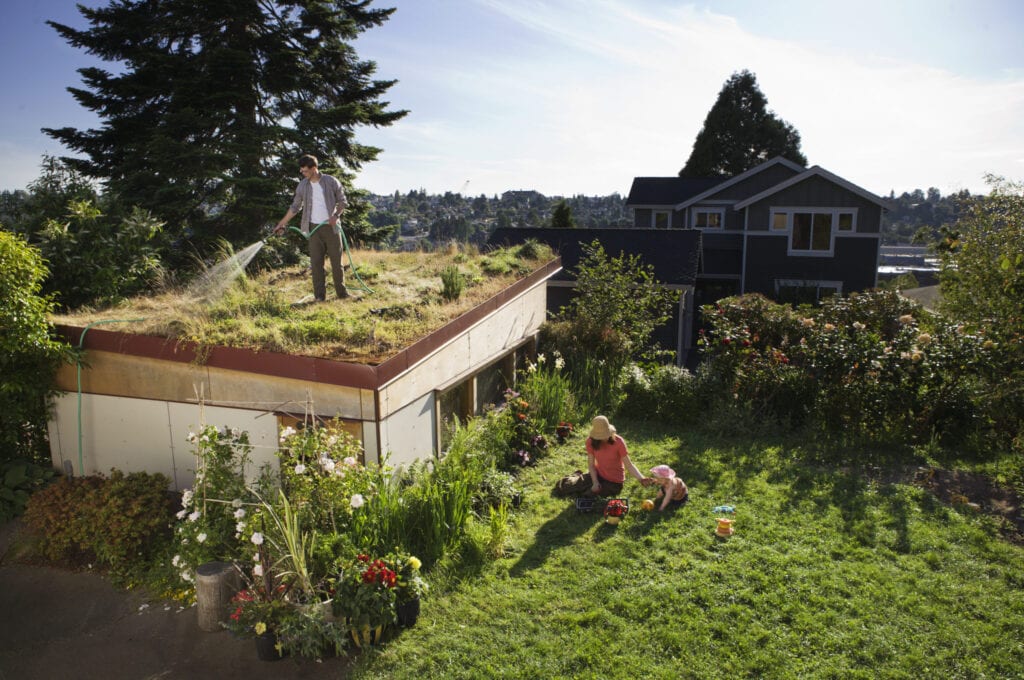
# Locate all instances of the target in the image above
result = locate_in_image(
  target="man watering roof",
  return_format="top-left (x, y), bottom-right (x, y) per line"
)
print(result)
top-left (274, 154), bottom-right (349, 301)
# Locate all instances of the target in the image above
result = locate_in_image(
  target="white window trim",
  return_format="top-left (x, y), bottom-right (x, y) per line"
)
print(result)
top-left (692, 207), bottom-right (725, 230)
top-left (651, 210), bottom-right (671, 229)
top-left (769, 207), bottom-right (858, 257)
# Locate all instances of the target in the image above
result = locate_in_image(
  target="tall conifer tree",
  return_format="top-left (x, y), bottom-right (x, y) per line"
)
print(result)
top-left (44, 0), bottom-right (406, 253)
top-left (680, 70), bottom-right (806, 178)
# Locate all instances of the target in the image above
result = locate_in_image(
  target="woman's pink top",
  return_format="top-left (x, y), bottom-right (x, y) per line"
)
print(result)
top-left (585, 435), bottom-right (628, 483)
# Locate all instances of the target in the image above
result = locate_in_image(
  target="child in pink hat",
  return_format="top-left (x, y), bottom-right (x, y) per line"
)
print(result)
top-left (649, 464), bottom-right (688, 512)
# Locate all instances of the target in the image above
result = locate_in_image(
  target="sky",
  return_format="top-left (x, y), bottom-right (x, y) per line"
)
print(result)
top-left (2, 0), bottom-right (1024, 199)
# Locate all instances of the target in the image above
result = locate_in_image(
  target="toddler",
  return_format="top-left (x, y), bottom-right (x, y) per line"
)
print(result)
top-left (649, 464), bottom-right (688, 511)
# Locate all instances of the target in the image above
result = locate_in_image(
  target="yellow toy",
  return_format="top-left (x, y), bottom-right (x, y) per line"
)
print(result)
top-left (715, 517), bottom-right (734, 537)
top-left (641, 499), bottom-right (655, 511)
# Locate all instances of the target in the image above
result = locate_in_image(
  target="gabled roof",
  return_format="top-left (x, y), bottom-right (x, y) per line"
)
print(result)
top-left (673, 156), bottom-right (806, 210)
top-left (733, 165), bottom-right (890, 210)
top-left (625, 176), bottom-right (723, 207)
top-left (488, 227), bottom-right (702, 286)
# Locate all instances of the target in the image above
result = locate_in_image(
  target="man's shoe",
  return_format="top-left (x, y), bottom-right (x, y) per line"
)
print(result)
top-left (337, 288), bottom-right (350, 299)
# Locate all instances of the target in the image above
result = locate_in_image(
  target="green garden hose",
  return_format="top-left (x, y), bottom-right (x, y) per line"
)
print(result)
top-left (287, 221), bottom-right (375, 295)
top-left (75, 318), bottom-right (146, 476)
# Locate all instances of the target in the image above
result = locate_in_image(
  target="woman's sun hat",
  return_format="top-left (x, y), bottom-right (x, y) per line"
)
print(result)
top-left (650, 464), bottom-right (676, 479)
top-left (588, 415), bottom-right (616, 440)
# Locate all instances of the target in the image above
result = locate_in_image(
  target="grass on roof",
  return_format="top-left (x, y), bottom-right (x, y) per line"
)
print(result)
top-left (52, 241), bottom-right (555, 364)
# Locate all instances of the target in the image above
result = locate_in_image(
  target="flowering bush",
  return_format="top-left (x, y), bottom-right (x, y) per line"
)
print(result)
top-left (276, 422), bottom-right (376, 539)
top-left (698, 291), bottom-right (995, 444)
top-left (171, 425), bottom-right (256, 591)
top-left (496, 388), bottom-right (549, 470)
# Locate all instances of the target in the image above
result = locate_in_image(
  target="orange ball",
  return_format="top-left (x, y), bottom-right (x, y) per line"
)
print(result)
top-left (641, 499), bottom-right (655, 511)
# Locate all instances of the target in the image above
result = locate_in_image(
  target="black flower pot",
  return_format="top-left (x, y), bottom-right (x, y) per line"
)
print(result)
top-left (254, 630), bottom-right (284, 661)
top-left (396, 597), bottom-right (421, 628)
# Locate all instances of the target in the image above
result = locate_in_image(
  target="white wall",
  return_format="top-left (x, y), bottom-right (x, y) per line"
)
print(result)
top-left (48, 393), bottom-right (279, 490)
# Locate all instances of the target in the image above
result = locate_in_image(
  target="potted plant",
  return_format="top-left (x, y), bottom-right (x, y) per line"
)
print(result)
top-left (224, 587), bottom-right (291, 661)
top-left (390, 552), bottom-right (428, 628)
top-left (603, 498), bottom-right (629, 525)
top-left (333, 554), bottom-right (398, 647)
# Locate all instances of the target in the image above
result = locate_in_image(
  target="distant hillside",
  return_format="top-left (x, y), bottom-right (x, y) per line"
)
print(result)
top-left (363, 186), bottom-right (980, 248)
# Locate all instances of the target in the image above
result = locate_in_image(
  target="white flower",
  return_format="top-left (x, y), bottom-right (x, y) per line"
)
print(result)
top-left (343, 456), bottom-right (357, 467)
top-left (254, 553), bottom-right (261, 563)
top-left (181, 571), bottom-right (193, 583)
top-left (176, 509), bottom-right (187, 520)
top-left (294, 463), bottom-right (307, 475)
top-left (279, 426), bottom-right (296, 443)
top-left (251, 532), bottom-right (264, 545)
top-left (181, 489), bottom-right (194, 507)
top-left (231, 498), bottom-right (243, 508)
top-left (200, 434), bottom-right (209, 443)
top-left (196, 533), bottom-right (207, 543)
top-left (233, 509), bottom-right (245, 520)
top-left (319, 456), bottom-right (336, 473)
top-left (554, 355), bottom-right (565, 370)
top-left (350, 494), bottom-right (365, 509)
top-left (253, 564), bottom-right (264, 577)
top-left (236, 522), bottom-right (246, 532)
top-left (186, 431), bottom-right (197, 443)
top-left (526, 361), bottom-right (537, 373)
top-left (188, 511), bottom-right (200, 523)
top-left (537, 353), bottom-right (546, 364)
top-left (172, 555), bottom-right (181, 567)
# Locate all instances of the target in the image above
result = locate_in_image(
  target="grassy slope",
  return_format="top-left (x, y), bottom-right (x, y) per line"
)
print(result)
top-left (354, 420), bottom-right (1024, 679)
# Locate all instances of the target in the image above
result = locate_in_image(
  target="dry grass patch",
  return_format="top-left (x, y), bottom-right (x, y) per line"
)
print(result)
top-left (52, 243), bottom-right (554, 364)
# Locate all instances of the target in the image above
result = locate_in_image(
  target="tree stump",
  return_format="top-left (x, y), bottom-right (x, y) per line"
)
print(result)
top-left (196, 561), bottom-right (240, 632)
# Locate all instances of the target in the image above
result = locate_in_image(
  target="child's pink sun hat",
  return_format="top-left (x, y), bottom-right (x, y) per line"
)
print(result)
top-left (650, 465), bottom-right (676, 479)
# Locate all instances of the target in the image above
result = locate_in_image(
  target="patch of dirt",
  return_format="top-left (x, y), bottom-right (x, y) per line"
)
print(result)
top-left (873, 466), bottom-right (1023, 544)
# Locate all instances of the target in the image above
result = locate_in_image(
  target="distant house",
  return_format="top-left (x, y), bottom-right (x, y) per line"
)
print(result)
top-left (489, 156), bottom-right (889, 365)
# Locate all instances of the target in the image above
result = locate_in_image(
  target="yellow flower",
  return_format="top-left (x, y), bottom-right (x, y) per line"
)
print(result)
top-left (407, 556), bottom-right (422, 571)
top-left (255, 621), bottom-right (267, 635)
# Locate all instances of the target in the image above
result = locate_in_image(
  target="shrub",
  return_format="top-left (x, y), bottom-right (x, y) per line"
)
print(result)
top-left (618, 363), bottom-right (704, 424)
top-left (0, 459), bottom-right (56, 521)
top-left (171, 425), bottom-right (260, 588)
top-left (0, 230), bottom-right (70, 463)
top-left (22, 470), bottom-right (174, 572)
top-left (440, 264), bottom-right (464, 301)
top-left (23, 475), bottom-right (104, 564)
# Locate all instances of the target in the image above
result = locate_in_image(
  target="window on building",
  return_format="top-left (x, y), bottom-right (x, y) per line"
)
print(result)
top-left (652, 210), bottom-right (670, 229)
top-left (770, 208), bottom-right (857, 256)
top-left (438, 379), bottom-right (472, 452)
top-left (776, 279), bottom-right (842, 305)
top-left (693, 208), bottom-right (724, 229)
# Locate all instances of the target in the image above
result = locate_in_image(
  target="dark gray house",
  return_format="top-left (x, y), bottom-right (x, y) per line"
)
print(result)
top-left (490, 157), bottom-right (889, 365)
top-left (627, 156), bottom-right (888, 305)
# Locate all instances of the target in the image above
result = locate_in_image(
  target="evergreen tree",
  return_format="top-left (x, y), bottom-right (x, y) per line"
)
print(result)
top-left (680, 70), bottom-right (806, 178)
top-left (44, 0), bottom-right (407, 259)
top-left (550, 200), bottom-right (576, 228)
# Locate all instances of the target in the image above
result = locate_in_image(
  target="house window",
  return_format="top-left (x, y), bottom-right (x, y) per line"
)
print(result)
top-left (769, 208), bottom-right (857, 256)
top-left (776, 279), bottom-right (842, 305)
top-left (693, 208), bottom-right (724, 229)
top-left (652, 210), bottom-right (670, 229)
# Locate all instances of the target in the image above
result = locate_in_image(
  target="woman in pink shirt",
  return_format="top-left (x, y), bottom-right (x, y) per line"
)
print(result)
top-left (585, 415), bottom-right (648, 497)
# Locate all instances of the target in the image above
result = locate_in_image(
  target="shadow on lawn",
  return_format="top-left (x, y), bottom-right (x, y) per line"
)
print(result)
top-left (509, 502), bottom-right (602, 576)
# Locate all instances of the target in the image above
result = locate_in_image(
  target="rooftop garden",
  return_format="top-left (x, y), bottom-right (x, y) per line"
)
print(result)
top-left (50, 241), bottom-right (555, 364)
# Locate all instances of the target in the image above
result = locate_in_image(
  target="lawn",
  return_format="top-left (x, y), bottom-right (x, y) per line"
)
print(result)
top-left (351, 419), bottom-right (1024, 679)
